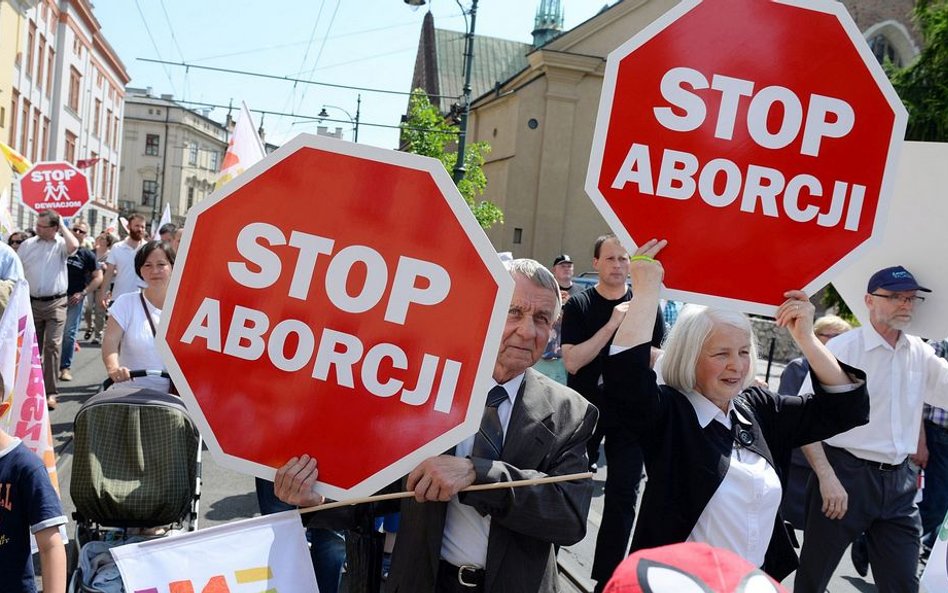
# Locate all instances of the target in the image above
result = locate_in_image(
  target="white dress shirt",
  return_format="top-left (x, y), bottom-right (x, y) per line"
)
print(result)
top-left (18, 235), bottom-right (69, 297)
top-left (682, 391), bottom-right (782, 567)
top-left (440, 373), bottom-right (524, 568)
top-left (802, 324), bottom-right (948, 464)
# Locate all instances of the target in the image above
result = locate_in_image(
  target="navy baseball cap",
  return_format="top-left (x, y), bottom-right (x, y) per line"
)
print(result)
top-left (553, 254), bottom-right (572, 266)
top-left (867, 266), bottom-right (931, 293)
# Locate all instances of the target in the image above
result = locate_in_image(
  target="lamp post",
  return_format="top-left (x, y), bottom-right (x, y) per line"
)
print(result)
top-left (318, 94), bottom-right (361, 143)
top-left (404, 0), bottom-right (478, 184)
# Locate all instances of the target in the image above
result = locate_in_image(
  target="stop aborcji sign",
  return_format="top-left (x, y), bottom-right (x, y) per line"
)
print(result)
top-left (158, 134), bottom-right (513, 500)
top-left (586, 0), bottom-right (907, 315)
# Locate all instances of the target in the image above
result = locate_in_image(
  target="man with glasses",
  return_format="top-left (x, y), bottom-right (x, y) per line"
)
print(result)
top-left (17, 210), bottom-right (79, 409)
top-left (58, 221), bottom-right (102, 382)
top-left (796, 266), bottom-right (948, 593)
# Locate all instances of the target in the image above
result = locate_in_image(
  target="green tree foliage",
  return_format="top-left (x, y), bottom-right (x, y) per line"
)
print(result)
top-left (400, 90), bottom-right (503, 230)
top-left (891, 0), bottom-right (948, 141)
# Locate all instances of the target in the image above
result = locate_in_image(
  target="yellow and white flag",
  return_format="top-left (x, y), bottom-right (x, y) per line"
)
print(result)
top-left (216, 102), bottom-right (265, 189)
top-left (0, 140), bottom-right (31, 175)
top-left (0, 280), bottom-right (58, 490)
top-left (111, 510), bottom-right (318, 593)
top-left (0, 188), bottom-right (15, 240)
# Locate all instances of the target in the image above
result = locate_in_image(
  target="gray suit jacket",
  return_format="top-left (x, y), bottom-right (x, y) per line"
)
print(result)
top-left (386, 368), bottom-right (598, 593)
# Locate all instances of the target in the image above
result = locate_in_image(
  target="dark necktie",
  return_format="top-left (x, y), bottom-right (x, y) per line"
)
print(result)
top-left (471, 386), bottom-right (509, 461)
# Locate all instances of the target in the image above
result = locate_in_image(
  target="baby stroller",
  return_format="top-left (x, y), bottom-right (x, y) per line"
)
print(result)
top-left (68, 370), bottom-right (203, 592)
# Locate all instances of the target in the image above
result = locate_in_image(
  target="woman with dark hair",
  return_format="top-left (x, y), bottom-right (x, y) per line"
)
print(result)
top-left (603, 239), bottom-right (868, 581)
top-left (101, 240), bottom-right (175, 392)
top-left (7, 231), bottom-right (28, 252)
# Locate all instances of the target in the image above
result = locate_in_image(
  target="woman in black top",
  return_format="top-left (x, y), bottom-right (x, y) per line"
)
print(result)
top-left (604, 239), bottom-right (868, 581)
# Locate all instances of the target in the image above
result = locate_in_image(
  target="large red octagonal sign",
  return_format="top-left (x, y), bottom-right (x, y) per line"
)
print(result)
top-left (586, 0), bottom-right (907, 314)
top-left (19, 161), bottom-right (91, 218)
top-left (158, 135), bottom-right (513, 500)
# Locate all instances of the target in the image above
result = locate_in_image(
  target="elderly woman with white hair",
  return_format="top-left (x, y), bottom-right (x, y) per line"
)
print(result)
top-left (603, 239), bottom-right (869, 582)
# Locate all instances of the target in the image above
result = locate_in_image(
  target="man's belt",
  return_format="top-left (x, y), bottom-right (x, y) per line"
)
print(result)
top-left (827, 445), bottom-right (907, 472)
top-left (439, 560), bottom-right (485, 589)
top-left (30, 293), bottom-right (67, 302)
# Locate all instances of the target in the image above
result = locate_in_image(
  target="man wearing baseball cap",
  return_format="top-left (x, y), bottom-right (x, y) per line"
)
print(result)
top-left (797, 265), bottom-right (948, 593)
top-left (552, 254), bottom-right (583, 298)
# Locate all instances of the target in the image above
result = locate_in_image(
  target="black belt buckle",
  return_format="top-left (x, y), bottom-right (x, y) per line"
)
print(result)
top-left (457, 564), bottom-right (480, 588)
top-left (873, 461), bottom-right (899, 471)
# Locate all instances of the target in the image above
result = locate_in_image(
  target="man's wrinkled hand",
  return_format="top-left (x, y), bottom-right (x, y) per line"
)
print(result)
top-left (819, 472), bottom-right (849, 520)
top-left (407, 455), bottom-right (476, 502)
top-left (274, 454), bottom-right (325, 507)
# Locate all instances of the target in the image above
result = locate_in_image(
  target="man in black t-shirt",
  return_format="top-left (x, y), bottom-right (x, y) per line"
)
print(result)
top-left (561, 234), bottom-right (664, 592)
top-left (59, 221), bottom-right (101, 381)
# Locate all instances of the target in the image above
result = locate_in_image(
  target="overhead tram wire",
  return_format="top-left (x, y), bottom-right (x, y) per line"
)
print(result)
top-left (295, 0), bottom-right (342, 111)
top-left (138, 58), bottom-right (460, 100)
top-left (157, 0), bottom-right (189, 100)
top-left (280, 0), bottom-right (327, 122)
top-left (172, 98), bottom-right (460, 136)
top-left (134, 0), bottom-right (177, 96)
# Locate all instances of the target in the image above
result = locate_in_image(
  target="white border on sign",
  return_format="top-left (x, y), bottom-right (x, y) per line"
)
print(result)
top-left (829, 142), bottom-right (948, 340)
top-left (18, 160), bottom-right (92, 220)
top-left (584, 0), bottom-right (907, 316)
top-left (157, 134), bottom-right (514, 501)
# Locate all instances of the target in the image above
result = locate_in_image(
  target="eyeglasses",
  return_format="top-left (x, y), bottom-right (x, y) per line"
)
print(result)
top-left (72, 228), bottom-right (87, 235)
top-left (35, 224), bottom-right (55, 229)
top-left (869, 293), bottom-right (925, 305)
top-left (9, 240), bottom-right (23, 246)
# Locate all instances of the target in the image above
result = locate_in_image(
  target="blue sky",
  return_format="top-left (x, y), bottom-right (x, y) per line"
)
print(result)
top-left (94, 0), bottom-right (609, 149)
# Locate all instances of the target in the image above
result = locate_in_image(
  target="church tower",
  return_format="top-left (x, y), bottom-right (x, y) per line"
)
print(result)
top-left (532, 0), bottom-right (564, 47)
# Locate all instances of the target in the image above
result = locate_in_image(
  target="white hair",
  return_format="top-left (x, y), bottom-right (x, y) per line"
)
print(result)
top-left (661, 305), bottom-right (758, 393)
top-left (504, 258), bottom-right (562, 320)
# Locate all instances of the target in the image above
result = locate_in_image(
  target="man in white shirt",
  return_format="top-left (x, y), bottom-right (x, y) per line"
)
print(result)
top-left (17, 210), bottom-right (79, 408)
top-left (98, 213), bottom-right (147, 306)
top-left (796, 265), bottom-right (948, 593)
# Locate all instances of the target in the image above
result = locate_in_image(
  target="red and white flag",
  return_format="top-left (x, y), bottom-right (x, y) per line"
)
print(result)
top-left (0, 280), bottom-right (59, 490)
top-left (216, 102), bottom-right (265, 188)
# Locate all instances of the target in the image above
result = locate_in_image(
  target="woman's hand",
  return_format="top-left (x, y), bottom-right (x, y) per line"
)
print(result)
top-left (775, 290), bottom-right (815, 343)
top-left (628, 239), bottom-right (667, 291)
top-left (107, 366), bottom-right (131, 383)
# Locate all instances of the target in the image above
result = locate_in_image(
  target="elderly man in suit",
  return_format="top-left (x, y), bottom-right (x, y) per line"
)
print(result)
top-left (276, 258), bottom-right (598, 593)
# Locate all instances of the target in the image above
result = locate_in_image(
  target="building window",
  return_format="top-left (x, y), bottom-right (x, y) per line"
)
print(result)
top-left (68, 67), bottom-right (81, 112)
top-left (142, 180), bottom-right (158, 206)
top-left (10, 91), bottom-right (18, 147)
top-left (45, 49), bottom-right (54, 97)
top-left (188, 143), bottom-right (198, 165)
top-left (30, 108), bottom-right (40, 162)
top-left (36, 37), bottom-right (45, 85)
top-left (93, 99), bottom-right (101, 136)
top-left (41, 117), bottom-right (50, 160)
top-left (65, 131), bottom-right (77, 163)
top-left (145, 134), bottom-right (160, 156)
top-left (89, 152), bottom-right (98, 196)
top-left (110, 164), bottom-right (116, 201)
top-left (26, 21), bottom-right (35, 77)
top-left (187, 186), bottom-right (195, 209)
top-left (104, 108), bottom-right (112, 145)
top-left (96, 70), bottom-right (104, 88)
top-left (209, 151), bottom-right (219, 171)
top-left (19, 100), bottom-right (29, 154)
top-left (513, 228), bottom-right (523, 244)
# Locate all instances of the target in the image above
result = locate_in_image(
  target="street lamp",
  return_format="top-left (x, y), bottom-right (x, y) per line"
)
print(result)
top-left (318, 94), bottom-right (361, 143)
top-left (404, 0), bottom-right (478, 184)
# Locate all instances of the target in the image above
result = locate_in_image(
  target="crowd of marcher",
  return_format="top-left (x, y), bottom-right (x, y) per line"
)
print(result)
top-left (3, 212), bottom-right (948, 593)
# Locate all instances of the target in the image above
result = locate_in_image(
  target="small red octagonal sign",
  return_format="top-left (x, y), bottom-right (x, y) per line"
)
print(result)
top-left (158, 135), bottom-right (513, 500)
top-left (19, 161), bottom-right (91, 218)
top-left (586, 0), bottom-right (907, 314)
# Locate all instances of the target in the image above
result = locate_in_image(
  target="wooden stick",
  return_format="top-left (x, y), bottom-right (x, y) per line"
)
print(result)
top-left (299, 471), bottom-right (594, 514)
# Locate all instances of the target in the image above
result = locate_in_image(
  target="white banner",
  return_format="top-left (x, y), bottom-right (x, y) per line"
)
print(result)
top-left (111, 510), bottom-right (318, 593)
top-left (922, 512), bottom-right (948, 593)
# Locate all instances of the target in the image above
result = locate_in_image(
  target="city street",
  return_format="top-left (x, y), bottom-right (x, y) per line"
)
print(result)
top-left (46, 344), bottom-right (876, 592)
